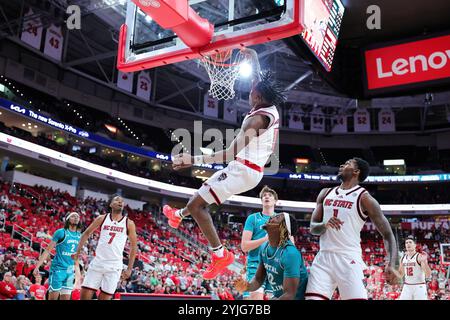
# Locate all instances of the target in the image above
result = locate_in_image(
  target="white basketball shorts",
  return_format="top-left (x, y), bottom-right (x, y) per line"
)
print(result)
top-left (399, 283), bottom-right (428, 300)
top-left (305, 251), bottom-right (368, 300)
top-left (198, 159), bottom-right (263, 205)
top-left (82, 260), bottom-right (123, 296)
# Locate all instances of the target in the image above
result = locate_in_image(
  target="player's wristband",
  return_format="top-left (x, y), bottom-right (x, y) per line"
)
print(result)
top-left (193, 155), bottom-right (204, 165)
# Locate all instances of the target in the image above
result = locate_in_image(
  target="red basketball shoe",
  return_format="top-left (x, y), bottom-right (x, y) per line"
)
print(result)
top-left (162, 205), bottom-right (182, 229)
top-left (203, 248), bottom-right (235, 280)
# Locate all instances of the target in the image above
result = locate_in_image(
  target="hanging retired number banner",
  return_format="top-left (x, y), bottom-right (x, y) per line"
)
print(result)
top-left (203, 93), bottom-right (219, 118)
top-left (223, 100), bottom-right (237, 123)
top-left (288, 107), bottom-right (304, 130)
top-left (310, 110), bottom-right (325, 133)
top-left (136, 71), bottom-right (151, 100)
top-left (378, 108), bottom-right (396, 132)
top-left (331, 115), bottom-right (348, 133)
top-left (20, 8), bottom-right (43, 50)
top-left (117, 71), bottom-right (134, 93)
top-left (354, 109), bottom-right (371, 132)
top-left (43, 24), bottom-right (63, 61)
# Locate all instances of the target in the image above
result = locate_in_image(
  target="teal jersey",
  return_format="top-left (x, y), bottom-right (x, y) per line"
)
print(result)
top-left (259, 241), bottom-right (308, 299)
top-left (244, 212), bottom-right (273, 263)
top-left (51, 228), bottom-right (81, 271)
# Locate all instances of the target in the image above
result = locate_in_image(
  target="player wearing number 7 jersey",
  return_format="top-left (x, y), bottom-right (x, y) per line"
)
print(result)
top-left (305, 158), bottom-right (401, 300)
top-left (72, 195), bottom-right (138, 300)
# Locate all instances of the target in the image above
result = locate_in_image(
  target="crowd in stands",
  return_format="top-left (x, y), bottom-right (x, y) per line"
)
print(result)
top-left (0, 180), bottom-right (239, 300)
top-left (0, 180), bottom-right (449, 300)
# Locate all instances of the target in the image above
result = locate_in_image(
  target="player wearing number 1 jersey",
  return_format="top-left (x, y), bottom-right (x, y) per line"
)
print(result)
top-left (72, 195), bottom-right (138, 300)
top-left (398, 236), bottom-right (431, 300)
top-left (306, 158), bottom-right (400, 300)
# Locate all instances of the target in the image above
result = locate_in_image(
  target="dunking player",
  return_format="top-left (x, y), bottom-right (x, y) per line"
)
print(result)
top-left (305, 158), bottom-right (400, 300)
top-left (398, 236), bottom-right (431, 300)
top-left (241, 186), bottom-right (277, 299)
top-left (163, 48), bottom-right (284, 279)
top-left (33, 212), bottom-right (82, 300)
top-left (72, 196), bottom-right (138, 300)
top-left (235, 213), bottom-right (308, 300)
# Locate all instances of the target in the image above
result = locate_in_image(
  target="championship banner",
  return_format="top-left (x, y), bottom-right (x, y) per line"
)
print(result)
top-left (117, 71), bottom-right (134, 93)
top-left (364, 33), bottom-right (450, 94)
top-left (203, 94), bottom-right (219, 118)
top-left (331, 115), bottom-right (347, 133)
top-left (20, 9), bottom-right (43, 50)
top-left (136, 71), bottom-right (151, 100)
top-left (288, 107), bottom-right (304, 130)
top-left (223, 100), bottom-right (237, 123)
top-left (378, 108), bottom-right (395, 132)
top-left (354, 109), bottom-right (371, 132)
top-left (43, 24), bottom-right (63, 61)
top-left (310, 110), bottom-right (325, 133)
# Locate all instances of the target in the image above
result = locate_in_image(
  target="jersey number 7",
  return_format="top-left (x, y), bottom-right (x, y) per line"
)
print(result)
top-left (108, 232), bottom-right (116, 244)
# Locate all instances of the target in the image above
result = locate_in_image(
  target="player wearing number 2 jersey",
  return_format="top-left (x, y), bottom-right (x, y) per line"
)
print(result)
top-left (72, 195), bottom-right (138, 300)
top-left (306, 158), bottom-right (400, 300)
top-left (234, 212), bottom-right (308, 300)
top-left (34, 212), bottom-right (82, 300)
top-left (398, 236), bottom-right (431, 300)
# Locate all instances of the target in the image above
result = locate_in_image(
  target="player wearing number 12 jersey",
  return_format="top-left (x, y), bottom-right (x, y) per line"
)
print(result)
top-left (398, 236), bottom-right (431, 300)
top-left (72, 195), bottom-right (138, 300)
top-left (306, 158), bottom-right (400, 300)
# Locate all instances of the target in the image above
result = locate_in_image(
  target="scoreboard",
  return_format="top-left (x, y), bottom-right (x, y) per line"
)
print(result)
top-left (300, 0), bottom-right (345, 71)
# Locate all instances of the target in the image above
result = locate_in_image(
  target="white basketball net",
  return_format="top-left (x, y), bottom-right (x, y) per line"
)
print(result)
top-left (201, 49), bottom-right (247, 100)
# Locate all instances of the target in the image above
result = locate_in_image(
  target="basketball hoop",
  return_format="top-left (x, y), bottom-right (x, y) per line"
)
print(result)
top-left (201, 49), bottom-right (248, 100)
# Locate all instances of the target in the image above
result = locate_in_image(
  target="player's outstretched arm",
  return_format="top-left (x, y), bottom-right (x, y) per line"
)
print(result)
top-left (418, 254), bottom-right (432, 278)
top-left (72, 214), bottom-right (106, 261)
top-left (241, 48), bottom-right (262, 86)
top-left (174, 114), bottom-right (269, 169)
top-left (398, 259), bottom-right (404, 278)
top-left (241, 230), bottom-right (268, 253)
top-left (362, 193), bottom-right (400, 284)
top-left (33, 240), bottom-right (57, 276)
top-left (246, 263), bottom-right (267, 292)
top-left (123, 219), bottom-right (138, 280)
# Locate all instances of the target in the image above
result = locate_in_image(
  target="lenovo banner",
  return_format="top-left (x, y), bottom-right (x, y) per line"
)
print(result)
top-left (364, 33), bottom-right (450, 94)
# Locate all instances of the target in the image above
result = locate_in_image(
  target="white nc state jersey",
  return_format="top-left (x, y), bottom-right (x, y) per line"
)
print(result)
top-left (236, 105), bottom-right (279, 167)
top-left (94, 214), bottom-right (128, 268)
top-left (320, 185), bottom-right (368, 257)
top-left (402, 252), bottom-right (425, 284)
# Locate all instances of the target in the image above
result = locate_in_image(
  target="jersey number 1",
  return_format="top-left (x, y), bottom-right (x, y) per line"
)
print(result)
top-left (108, 232), bottom-right (116, 244)
top-left (333, 209), bottom-right (339, 218)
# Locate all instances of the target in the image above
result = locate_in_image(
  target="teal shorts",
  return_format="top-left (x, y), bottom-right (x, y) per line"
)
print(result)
top-left (49, 268), bottom-right (75, 292)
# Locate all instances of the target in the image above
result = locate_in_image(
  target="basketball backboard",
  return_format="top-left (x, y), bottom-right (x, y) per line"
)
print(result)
top-left (117, 0), bottom-right (305, 72)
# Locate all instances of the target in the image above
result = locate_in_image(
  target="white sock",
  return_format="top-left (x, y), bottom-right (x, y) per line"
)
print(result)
top-left (212, 245), bottom-right (224, 257)
top-left (175, 209), bottom-right (184, 219)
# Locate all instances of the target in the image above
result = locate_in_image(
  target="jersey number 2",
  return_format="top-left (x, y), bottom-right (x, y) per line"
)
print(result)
top-left (108, 232), bottom-right (116, 244)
